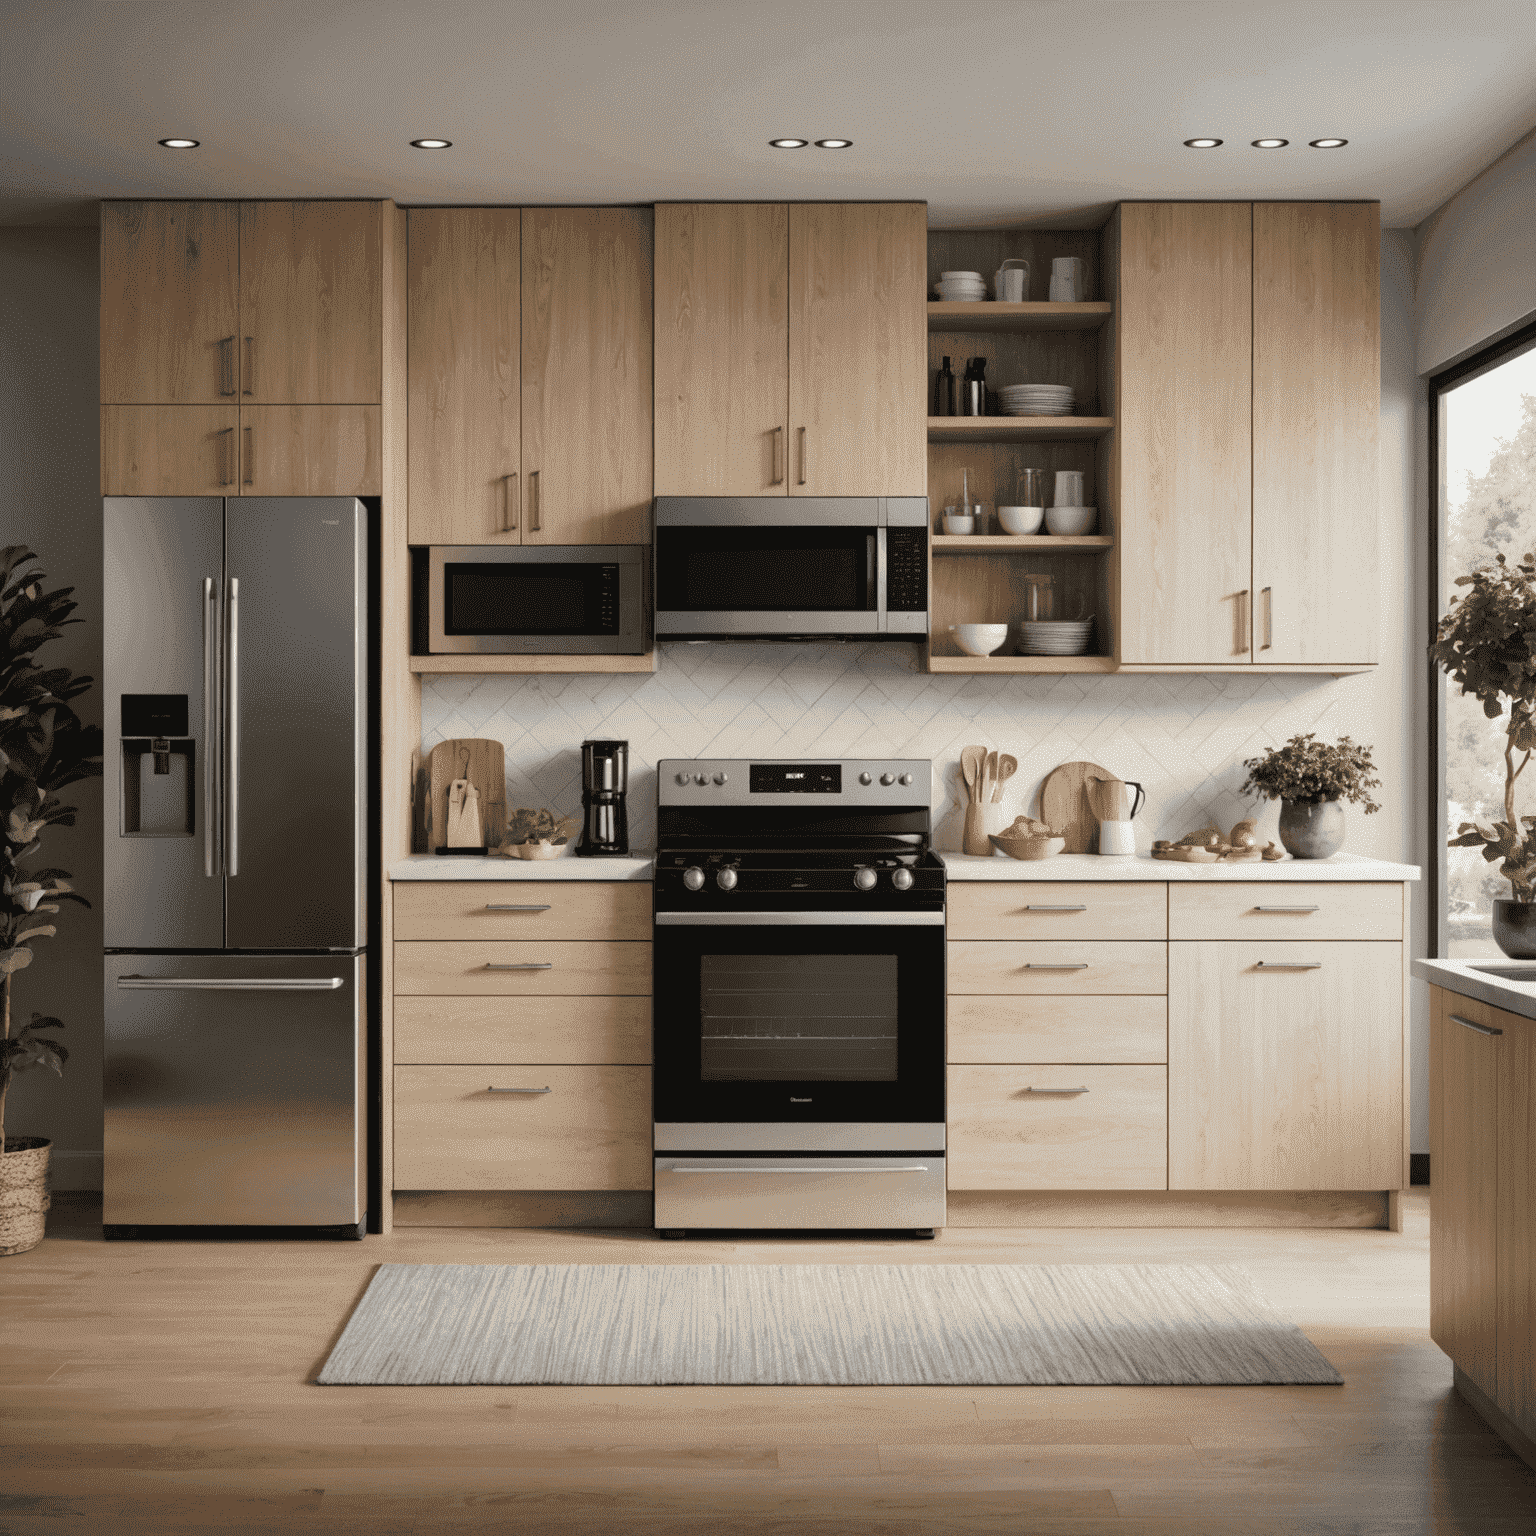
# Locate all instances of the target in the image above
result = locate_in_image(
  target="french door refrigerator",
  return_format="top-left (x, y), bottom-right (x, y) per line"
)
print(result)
top-left (102, 498), bottom-right (368, 1236)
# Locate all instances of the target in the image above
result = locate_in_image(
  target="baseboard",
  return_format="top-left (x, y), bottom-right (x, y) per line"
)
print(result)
top-left (1454, 1366), bottom-right (1536, 1472)
top-left (1411, 1152), bottom-right (1431, 1186)
top-left (393, 1190), bottom-right (654, 1228)
top-left (946, 1190), bottom-right (1390, 1229)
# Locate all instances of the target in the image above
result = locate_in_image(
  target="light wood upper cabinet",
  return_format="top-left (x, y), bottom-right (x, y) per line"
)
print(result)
top-left (653, 202), bottom-right (789, 496)
top-left (238, 202), bottom-right (382, 404)
top-left (788, 201), bottom-right (927, 497)
top-left (1169, 939), bottom-right (1402, 1190)
top-left (101, 405), bottom-right (238, 494)
top-left (1252, 202), bottom-right (1381, 665)
top-left (101, 203), bottom-right (240, 404)
top-left (522, 206), bottom-right (653, 544)
top-left (238, 405), bottom-right (381, 496)
top-left (406, 207), bottom-right (521, 544)
top-left (1115, 202), bottom-right (1252, 666)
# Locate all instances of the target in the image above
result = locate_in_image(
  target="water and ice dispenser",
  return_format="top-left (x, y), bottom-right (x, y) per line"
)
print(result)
top-left (119, 694), bottom-right (196, 837)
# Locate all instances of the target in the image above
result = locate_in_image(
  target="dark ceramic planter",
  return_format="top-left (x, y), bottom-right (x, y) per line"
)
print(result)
top-left (1278, 798), bottom-right (1345, 859)
top-left (1492, 899), bottom-right (1536, 959)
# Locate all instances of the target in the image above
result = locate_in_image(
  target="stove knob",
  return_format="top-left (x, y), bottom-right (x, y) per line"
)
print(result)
top-left (858, 771), bottom-right (873, 786)
top-left (675, 772), bottom-right (691, 786)
top-left (682, 867), bottom-right (705, 891)
top-left (853, 867), bottom-right (878, 892)
top-left (891, 868), bottom-right (914, 891)
top-left (899, 772), bottom-right (914, 786)
top-left (880, 772), bottom-right (895, 786)
top-left (713, 772), bottom-right (728, 785)
top-left (695, 773), bottom-right (709, 786)
top-left (716, 867), bottom-right (738, 891)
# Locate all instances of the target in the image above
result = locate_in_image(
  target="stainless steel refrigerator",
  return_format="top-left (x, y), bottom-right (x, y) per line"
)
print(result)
top-left (102, 497), bottom-right (369, 1236)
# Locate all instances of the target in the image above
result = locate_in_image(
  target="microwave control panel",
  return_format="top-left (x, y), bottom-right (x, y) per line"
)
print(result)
top-left (886, 528), bottom-right (928, 612)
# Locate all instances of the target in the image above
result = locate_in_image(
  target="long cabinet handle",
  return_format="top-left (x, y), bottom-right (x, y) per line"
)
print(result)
top-left (1021, 962), bottom-right (1089, 970)
top-left (242, 336), bottom-right (253, 396)
top-left (1023, 1086), bottom-right (1090, 1095)
top-left (1254, 960), bottom-right (1322, 970)
top-left (218, 336), bottom-right (237, 397)
top-left (117, 976), bottom-right (344, 991)
top-left (216, 428), bottom-right (235, 488)
top-left (1261, 586), bottom-right (1273, 651)
top-left (797, 426), bottom-right (807, 486)
top-left (484, 962), bottom-right (552, 971)
top-left (1253, 905), bottom-right (1320, 913)
top-left (529, 470), bottom-right (541, 533)
top-left (1022, 904), bottom-right (1088, 912)
top-left (501, 473), bottom-right (519, 532)
top-left (1451, 1013), bottom-right (1503, 1037)
top-left (241, 426), bottom-right (253, 488)
top-left (488, 1085), bottom-right (552, 1094)
top-left (485, 903), bottom-right (552, 912)
top-left (202, 578), bottom-right (219, 877)
top-left (666, 1166), bottom-right (931, 1175)
top-left (771, 426), bottom-right (784, 486)
top-left (1236, 588), bottom-right (1250, 656)
top-left (225, 577), bottom-right (239, 876)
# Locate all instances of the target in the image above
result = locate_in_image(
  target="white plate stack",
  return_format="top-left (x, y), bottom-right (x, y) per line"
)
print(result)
top-left (1018, 618), bottom-right (1095, 656)
top-left (998, 383), bottom-right (1075, 416)
top-left (935, 270), bottom-right (987, 302)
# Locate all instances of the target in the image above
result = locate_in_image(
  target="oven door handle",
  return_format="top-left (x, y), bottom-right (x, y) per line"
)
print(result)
top-left (654, 911), bottom-right (944, 927)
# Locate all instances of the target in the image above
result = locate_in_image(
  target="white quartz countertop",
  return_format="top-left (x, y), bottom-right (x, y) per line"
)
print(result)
top-left (939, 851), bottom-right (1421, 882)
top-left (389, 853), bottom-right (655, 882)
top-left (1414, 957), bottom-right (1536, 1023)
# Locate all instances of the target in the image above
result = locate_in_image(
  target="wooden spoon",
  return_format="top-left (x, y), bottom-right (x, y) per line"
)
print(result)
top-left (960, 745), bottom-right (987, 804)
top-left (984, 750), bottom-right (998, 805)
top-left (991, 753), bottom-right (1018, 804)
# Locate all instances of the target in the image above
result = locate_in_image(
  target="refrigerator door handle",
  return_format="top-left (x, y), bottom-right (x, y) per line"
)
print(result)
top-left (225, 575), bottom-right (240, 877)
top-left (202, 576), bottom-right (220, 877)
top-left (116, 976), bottom-right (346, 991)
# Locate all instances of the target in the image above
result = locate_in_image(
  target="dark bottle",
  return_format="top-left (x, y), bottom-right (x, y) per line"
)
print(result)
top-left (934, 355), bottom-right (955, 416)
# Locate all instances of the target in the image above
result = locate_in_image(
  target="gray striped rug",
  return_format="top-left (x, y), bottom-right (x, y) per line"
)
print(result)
top-left (317, 1263), bottom-right (1341, 1386)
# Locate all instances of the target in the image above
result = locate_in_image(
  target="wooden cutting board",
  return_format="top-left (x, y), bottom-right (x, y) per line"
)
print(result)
top-left (428, 738), bottom-right (507, 853)
top-left (1038, 760), bottom-right (1112, 854)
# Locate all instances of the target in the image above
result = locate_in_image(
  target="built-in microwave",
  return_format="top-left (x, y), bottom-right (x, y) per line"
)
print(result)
top-left (653, 498), bottom-right (930, 640)
top-left (412, 545), bottom-right (650, 656)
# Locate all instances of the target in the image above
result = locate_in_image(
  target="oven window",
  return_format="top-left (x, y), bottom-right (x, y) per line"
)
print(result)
top-left (656, 528), bottom-right (873, 612)
top-left (444, 564), bottom-right (619, 636)
top-left (699, 954), bottom-right (897, 1081)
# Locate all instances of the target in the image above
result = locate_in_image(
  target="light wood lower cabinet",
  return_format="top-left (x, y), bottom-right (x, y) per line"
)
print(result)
top-left (1168, 881), bottom-right (1400, 941)
top-left (947, 940), bottom-right (1166, 996)
top-left (948, 882), bottom-right (1166, 941)
top-left (948, 1065), bottom-right (1168, 1190)
top-left (394, 995), bottom-right (651, 1066)
top-left (1169, 940), bottom-right (1403, 1190)
top-left (394, 1065), bottom-right (651, 1190)
top-left (101, 405), bottom-right (238, 494)
top-left (947, 994), bottom-right (1166, 1065)
top-left (393, 940), bottom-right (651, 996)
top-left (1498, 991), bottom-right (1536, 1442)
top-left (394, 880), bottom-right (650, 942)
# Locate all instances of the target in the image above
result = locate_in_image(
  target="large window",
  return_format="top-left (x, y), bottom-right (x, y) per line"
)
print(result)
top-left (1434, 328), bottom-right (1536, 956)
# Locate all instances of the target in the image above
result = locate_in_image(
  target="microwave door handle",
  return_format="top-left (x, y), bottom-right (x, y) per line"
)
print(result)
top-left (875, 527), bottom-right (887, 628)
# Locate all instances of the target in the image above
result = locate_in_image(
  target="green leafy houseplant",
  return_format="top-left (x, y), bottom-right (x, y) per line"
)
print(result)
top-left (1431, 551), bottom-right (1536, 902)
top-left (1, 546), bottom-right (101, 1229)
top-left (1240, 734), bottom-right (1383, 812)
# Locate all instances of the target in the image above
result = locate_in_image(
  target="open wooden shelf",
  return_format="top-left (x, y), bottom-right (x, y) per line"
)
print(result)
top-left (927, 652), bottom-right (1118, 674)
top-left (933, 534), bottom-right (1112, 553)
top-left (928, 301), bottom-right (1112, 333)
top-left (928, 416), bottom-right (1114, 443)
top-left (410, 652), bottom-right (657, 675)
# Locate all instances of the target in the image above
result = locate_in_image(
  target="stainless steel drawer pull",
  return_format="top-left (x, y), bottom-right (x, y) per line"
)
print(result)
top-left (488, 1086), bottom-right (552, 1094)
top-left (117, 976), bottom-right (344, 991)
top-left (1023, 904), bottom-right (1088, 912)
top-left (484, 962), bottom-right (553, 971)
top-left (1254, 961), bottom-right (1323, 970)
top-left (484, 904), bottom-right (552, 912)
top-left (667, 1166), bottom-right (931, 1175)
top-left (1253, 905), bottom-right (1321, 913)
top-left (1024, 1086), bottom-right (1090, 1095)
top-left (1451, 1014), bottom-right (1503, 1037)
top-left (1022, 962), bottom-right (1089, 970)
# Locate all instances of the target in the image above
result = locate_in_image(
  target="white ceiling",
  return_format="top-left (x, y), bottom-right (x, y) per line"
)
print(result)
top-left (1, 0), bottom-right (1533, 229)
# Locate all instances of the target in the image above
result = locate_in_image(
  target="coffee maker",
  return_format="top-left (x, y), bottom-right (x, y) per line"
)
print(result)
top-left (577, 739), bottom-right (629, 857)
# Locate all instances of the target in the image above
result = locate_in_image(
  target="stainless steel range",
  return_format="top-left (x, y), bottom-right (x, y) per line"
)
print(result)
top-left (652, 758), bottom-right (946, 1238)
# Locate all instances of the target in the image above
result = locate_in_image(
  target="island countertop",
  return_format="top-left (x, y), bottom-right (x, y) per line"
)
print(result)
top-left (1413, 956), bottom-right (1536, 1023)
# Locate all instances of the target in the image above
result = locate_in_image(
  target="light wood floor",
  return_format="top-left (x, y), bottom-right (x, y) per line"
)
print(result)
top-left (2, 1190), bottom-right (1532, 1534)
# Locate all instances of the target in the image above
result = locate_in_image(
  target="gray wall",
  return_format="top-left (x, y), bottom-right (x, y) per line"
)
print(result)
top-left (1, 227), bottom-right (102, 1188)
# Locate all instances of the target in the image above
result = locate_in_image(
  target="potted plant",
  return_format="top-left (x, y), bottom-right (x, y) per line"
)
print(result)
top-left (1239, 734), bottom-right (1382, 859)
top-left (1432, 551), bottom-right (1536, 957)
top-left (1, 546), bottom-right (101, 1256)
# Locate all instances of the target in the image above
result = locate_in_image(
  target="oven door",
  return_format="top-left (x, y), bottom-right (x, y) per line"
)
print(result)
top-left (653, 911), bottom-right (945, 1137)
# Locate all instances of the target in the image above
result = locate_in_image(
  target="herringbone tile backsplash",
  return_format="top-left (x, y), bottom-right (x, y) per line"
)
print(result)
top-left (421, 643), bottom-right (1393, 854)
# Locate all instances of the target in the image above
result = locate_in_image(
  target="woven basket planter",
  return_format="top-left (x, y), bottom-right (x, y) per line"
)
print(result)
top-left (0, 1137), bottom-right (52, 1256)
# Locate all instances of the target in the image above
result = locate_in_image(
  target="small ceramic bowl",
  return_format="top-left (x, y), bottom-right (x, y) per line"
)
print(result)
top-left (942, 514), bottom-right (975, 535)
top-left (1045, 504), bottom-right (1097, 536)
top-left (950, 623), bottom-right (1009, 656)
top-left (505, 839), bottom-right (573, 860)
top-left (997, 505), bottom-right (1044, 535)
top-left (990, 833), bottom-right (1066, 860)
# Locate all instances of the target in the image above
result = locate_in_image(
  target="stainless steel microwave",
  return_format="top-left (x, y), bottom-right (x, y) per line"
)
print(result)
top-left (653, 498), bottom-right (930, 640)
top-left (413, 545), bottom-right (650, 655)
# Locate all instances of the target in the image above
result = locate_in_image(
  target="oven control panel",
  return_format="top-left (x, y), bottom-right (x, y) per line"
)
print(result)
top-left (659, 759), bottom-right (931, 809)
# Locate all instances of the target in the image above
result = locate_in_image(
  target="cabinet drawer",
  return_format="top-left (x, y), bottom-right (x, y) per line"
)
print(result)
top-left (394, 1064), bottom-right (651, 1190)
top-left (948, 883), bottom-right (1166, 941)
top-left (948, 941), bottom-right (1166, 995)
top-left (394, 881), bottom-right (651, 942)
top-left (395, 996), bottom-right (651, 1065)
top-left (948, 1065), bottom-right (1168, 1190)
top-left (948, 995), bottom-right (1166, 1064)
top-left (393, 941), bottom-right (651, 996)
top-left (1168, 882), bottom-right (1402, 941)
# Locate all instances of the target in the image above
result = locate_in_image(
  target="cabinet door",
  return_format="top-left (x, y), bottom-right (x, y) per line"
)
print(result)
top-left (239, 406), bottom-right (381, 496)
top-left (522, 207), bottom-right (653, 544)
top-left (788, 202), bottom-right (927, 497)
top-left (1252, 202), bottom-right (1380, 665)
top-left (239, 202), bottom-right (382, 404)
top-left (101, 405), bottom-right (239, 495)
top-left (407, 207), bottom-right (521, 544)
top-left (1431, 990), bottom-right (1501, 1399)
top-left (1496, 1004), bottom-right (1534, 1433)
top-left (1169, 940), bottom-right (1402, 1189)
top-left (1116, 203), bottom-right (1252, 665)
top-left (653, 203), bottom-right (788, 496)
top-left (101, 202), bottom-right (240, 405)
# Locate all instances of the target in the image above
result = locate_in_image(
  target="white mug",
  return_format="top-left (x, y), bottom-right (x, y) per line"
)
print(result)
top-left (1099, 819), bottom-right (1136, 857)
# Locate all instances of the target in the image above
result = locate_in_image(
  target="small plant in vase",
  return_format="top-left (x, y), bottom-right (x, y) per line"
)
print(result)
top-left (1239, 734), bottom-right (1381, 859)
top-left (1431, 551), bottom-right (1536, 957)
top-left (1, 547), bottom-right (101, 1255)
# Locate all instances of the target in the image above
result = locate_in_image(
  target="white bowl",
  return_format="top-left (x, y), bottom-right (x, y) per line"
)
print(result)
top-left (942, 514), bottom-right (975, 535)
top-left (1045, 504), bottom-right (1097, 535)
top-left (997, 505), bottom-right (1044, 535)
top-left (940, 270), bottom-right (983, 280)
top-left (951, 623), bottom-right (1009, 657)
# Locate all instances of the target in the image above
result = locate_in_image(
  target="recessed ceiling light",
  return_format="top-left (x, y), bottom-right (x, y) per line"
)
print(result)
top-left (1252, 138), bottom-right (1290, 149)
top-left (158, 138), bottom-right (199, 149)
top-left (815, 139), bottom-right (853, 149)
top-left (769, 138), bottom-right (808, 149)
top-left (1310, 138), bottom-right (1348, 148)
top-left (1183, 138), bottom-right (1222, 148)
top-left (410, 138), bottom-right (452, 150)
